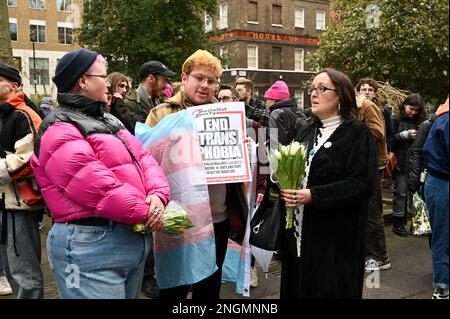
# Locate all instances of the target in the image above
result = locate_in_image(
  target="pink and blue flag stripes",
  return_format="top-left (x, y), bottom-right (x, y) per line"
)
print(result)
top-left (135, 112), bottom-right (217, 289)
top-left (222, 141), bottom-right (259, 296)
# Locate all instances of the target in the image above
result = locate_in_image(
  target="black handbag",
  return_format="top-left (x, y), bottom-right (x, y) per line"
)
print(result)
top-left (249, 186), bottom-right (284, 251)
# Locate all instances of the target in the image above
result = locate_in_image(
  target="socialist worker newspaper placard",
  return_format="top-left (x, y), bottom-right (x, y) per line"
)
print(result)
top-left (189, 102), bottom-right (251, 185)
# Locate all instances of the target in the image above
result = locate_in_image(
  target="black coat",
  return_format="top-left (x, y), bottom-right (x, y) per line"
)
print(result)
top-left (281, 119), bottom-right (377, 299)
top-left (110, 97), bottom-right (136, 135)
top-left (268, 99), bottom-right (304, 147)
top-left (392, 115), bottom-right (424, 172)
top-left (407, 116), bottom-right (436, 193)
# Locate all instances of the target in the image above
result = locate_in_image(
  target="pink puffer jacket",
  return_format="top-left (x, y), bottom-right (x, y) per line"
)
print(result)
top-left (31, 121), bottom-right (170, 224)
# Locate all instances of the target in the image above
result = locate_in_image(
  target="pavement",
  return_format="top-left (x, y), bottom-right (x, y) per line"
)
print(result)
top-left (0, 183), bottom-right (435, 299)
top-left (220, 220), bottom-right (433, 299)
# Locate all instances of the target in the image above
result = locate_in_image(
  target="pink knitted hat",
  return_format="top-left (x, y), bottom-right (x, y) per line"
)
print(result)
top-left (264, 80), bottom-right (290, 101)
top-left (162, 84), bottom-right (173, 98)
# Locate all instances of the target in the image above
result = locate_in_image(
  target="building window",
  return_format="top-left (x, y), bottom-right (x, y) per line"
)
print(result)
top-left (204, 12), bottom-right (212, 32)
top-left (247, 0), bottom-right (258, 23)
top-left (294, 90), bottom-right (304, 109)
top-left (295, 8), bottom-right (305, 28)
top-left (218, 3), bottom-right (228, 29)
top-left (272, 47), bottom-right (281, 69)
top-left (30, 20), bottom-right (46, 43)
top-left (220, 47), bottom-right (229, 69)
top-left (9, 18), bottom-right (18, 42)
top-left (247, 45), bottom-right (258, 69)
top-left (316, 11), bottom-right (326, 30)
top-left (7, 0), bottom-right (17, 7)
top-left (294, 48), bottom-right (304, 71)
top-left (272, 5), bottom-right (282, 26)
top-left (56, 0), bottom-right (73, 12)
top-left (29, 0), bottom-right (45, 9)
top-left (29, 58), bottom-right (50, 86)
top-left (57, 22), bottom-right (73, 44)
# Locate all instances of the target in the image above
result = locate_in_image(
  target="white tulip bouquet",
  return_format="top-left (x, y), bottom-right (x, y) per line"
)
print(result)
top-left (268, 140), bottom-right (308, 229)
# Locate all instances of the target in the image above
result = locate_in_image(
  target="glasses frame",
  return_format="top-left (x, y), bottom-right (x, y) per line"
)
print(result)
top-left (188, 73), bottom-right (219, 87)
top-left (218, 95), bottom-right (236, 102)
top-left (308, 86), bottom-right (337, 95)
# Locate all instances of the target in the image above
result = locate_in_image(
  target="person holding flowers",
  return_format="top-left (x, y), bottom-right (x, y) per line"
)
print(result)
top-left (31, 49), bottom-right (171, 298)
top-left (279, 68), bottom-right (377, 298)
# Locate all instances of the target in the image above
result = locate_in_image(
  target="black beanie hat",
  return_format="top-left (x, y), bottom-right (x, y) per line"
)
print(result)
top-left (52, 48), bottom-right (98, 93)
top-left (0, 63), bottom-right (22, 85)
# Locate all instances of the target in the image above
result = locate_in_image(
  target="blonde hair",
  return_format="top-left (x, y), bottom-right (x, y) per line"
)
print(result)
top-left (182, 50), bottom-right (222, 79)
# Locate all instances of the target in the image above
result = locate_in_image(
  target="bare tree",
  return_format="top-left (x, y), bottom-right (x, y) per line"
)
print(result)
top-left (0, 0), bottom-right (13, 64)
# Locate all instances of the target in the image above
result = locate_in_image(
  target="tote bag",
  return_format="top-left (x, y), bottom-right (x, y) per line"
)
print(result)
top-left (250, 186), bottom-right (284, 251)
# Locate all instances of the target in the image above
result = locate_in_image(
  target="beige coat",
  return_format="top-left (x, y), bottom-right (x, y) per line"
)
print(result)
top-left (356, 95), bottom-right (389, 168)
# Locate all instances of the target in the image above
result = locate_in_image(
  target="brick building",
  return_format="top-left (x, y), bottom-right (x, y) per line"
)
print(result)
top-left (207, 0), bottom-right (330, 109)
top-left (7, 0), bottom-right (82, 98)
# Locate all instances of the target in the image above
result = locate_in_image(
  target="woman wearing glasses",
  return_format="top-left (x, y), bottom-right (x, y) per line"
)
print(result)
top-left (279, 68), bottom-right (377, 298)
top-left (106, 72), bottom-right (136, 134)
top-left (31, 49), bottom-right (171, 298)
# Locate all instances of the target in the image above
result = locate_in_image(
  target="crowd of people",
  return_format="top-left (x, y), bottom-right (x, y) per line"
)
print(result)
top-left (0, 46), bottom-right (448, 300)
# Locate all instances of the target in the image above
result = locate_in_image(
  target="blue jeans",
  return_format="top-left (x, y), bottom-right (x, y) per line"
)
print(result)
top-left (47, 222), bottom-right (151, 298)
top-left (424, 175), bottom-right (449, 289)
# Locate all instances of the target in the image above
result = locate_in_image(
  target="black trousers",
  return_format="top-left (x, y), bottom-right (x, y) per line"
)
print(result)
top-left (159, 218), bottom-right (231, 300)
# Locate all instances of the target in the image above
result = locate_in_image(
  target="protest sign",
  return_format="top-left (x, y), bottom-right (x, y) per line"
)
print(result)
top-left (189, 102), bottom-right (251, 184)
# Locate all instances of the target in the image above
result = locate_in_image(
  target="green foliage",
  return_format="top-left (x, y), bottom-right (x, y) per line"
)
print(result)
top-left (308, 0), bottom-right (449, 101)
top-left (78, 0), bottom-right (217, 83)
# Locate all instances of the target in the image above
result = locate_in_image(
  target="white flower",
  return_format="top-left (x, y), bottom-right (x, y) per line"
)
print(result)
top-left (274, 150), bottom-right (282, 159)
top-left (280, 145), bottom-right (289, 156)
top-left (290, 141), bottom-right (301, 155)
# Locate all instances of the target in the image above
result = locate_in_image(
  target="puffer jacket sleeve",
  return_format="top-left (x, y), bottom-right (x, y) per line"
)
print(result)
top-left (36, 122), bottom-right (153, 224)
top-left (117, 129), bottom-right (171, 206)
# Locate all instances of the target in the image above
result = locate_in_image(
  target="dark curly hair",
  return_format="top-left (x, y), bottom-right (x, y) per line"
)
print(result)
top-left (355, 77), bottom-right (379, 92)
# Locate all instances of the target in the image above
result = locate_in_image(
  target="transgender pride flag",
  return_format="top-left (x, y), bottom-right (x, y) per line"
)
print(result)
top-left (222, 141), bottom-right (258, 297)
top-left (135, 111), bottom-right (217, 289)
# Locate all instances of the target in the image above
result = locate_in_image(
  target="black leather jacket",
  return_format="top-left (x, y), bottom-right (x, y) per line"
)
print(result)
top-left (407, 115), bottom-right (436, 193)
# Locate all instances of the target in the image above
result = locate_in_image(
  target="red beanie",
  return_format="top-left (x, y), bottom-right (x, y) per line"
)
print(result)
top-left (264, 80), bottom-right (290, 101)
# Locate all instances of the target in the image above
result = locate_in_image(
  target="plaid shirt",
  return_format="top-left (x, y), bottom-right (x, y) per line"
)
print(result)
top-left (245, 96), bottom-right (269, 127)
